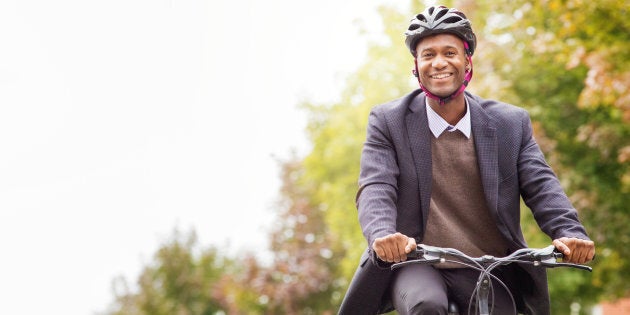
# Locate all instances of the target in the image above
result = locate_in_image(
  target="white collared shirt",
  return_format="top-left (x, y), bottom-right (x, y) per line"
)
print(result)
top-left (425, 99), bottom-right (471, 139)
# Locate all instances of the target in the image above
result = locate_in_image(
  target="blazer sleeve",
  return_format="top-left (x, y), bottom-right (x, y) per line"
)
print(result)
top-left (356, 106), bottom-right (400, 253)
top-left (517, 111), bottom-right (590, 241)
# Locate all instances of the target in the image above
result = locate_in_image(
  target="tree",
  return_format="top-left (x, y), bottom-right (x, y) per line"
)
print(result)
top-left (239, 156), bottom-right (340, 314)
top-left (104, 157), bottom-right (339, 315)
top-left (104, 229), bottom-right (232, 315)
top-left (470, 1), bottom-right (630, 310)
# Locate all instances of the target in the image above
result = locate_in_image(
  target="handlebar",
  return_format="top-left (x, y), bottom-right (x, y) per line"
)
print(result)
top-left (391, 244), bottom-right (592, 315)
top-left (392, 244), bottom-right (593, 272)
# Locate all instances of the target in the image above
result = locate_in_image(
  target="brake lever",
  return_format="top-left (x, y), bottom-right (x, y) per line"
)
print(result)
top-left (539, 261), bottom-right (593, 272)
top-left (392, 247), bottom-right (443, 271)
top-left (530, 245), bottom-right (556, 258)
top-left (406, 248), bottom-right (423, 260)
top-left (529, 246), bottom-right (593, 271)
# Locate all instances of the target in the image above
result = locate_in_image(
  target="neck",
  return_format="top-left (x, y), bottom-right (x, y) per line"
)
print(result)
top-left (427, 94), bottom-right (466, 125)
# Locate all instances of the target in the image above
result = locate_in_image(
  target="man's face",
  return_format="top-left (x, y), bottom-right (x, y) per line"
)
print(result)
top-left (415, 33), bottom-right (468, 98)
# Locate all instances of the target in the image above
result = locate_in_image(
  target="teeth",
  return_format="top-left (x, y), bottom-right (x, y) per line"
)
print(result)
top-left (432, 73), bottom-right (452, 79)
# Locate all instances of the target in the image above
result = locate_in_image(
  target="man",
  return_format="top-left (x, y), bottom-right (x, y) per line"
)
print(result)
top-left (338, 6), bottom-right (595, 315)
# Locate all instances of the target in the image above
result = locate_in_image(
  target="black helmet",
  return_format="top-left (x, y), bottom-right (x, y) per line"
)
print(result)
top-left (405, 6), bottom-right (477, 57)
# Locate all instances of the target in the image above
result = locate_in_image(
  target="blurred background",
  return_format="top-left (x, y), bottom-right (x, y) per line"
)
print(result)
top-left (1, 0), bottom-right (628, 314)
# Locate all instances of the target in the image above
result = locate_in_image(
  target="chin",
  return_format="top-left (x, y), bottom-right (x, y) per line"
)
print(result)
top-left (428, 88), bottom-right (456, 98)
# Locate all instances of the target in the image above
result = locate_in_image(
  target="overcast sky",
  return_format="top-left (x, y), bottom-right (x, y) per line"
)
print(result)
top-left (0, 0), bottom-right (412, 314)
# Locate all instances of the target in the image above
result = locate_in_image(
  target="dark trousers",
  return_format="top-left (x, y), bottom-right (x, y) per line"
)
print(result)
top-left (390, 264), bottom-right (520, 315)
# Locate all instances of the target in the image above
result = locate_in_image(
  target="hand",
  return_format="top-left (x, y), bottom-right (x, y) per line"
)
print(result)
top-left (552, 237), bottom-right (595, 264)
top-left (372, 232), bottom-right (416, 263)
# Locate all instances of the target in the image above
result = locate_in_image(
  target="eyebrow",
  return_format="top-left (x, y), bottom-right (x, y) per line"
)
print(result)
top-left (420, 44), bottom-right (459, 52)
top-left (419, 44), bottom-right (461, 55)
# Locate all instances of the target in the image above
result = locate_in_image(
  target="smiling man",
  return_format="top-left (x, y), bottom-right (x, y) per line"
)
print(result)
top-left (338, 5), bottom-right (595, 315)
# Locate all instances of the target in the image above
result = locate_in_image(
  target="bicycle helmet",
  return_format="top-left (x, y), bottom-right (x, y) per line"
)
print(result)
top-left (405, 6), bottom-right (476, 57)
top-left (405, 6), bottom-right (477, 105)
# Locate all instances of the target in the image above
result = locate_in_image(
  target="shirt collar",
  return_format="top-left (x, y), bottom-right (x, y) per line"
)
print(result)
top-left (425, 98), bottom-right (471, 139)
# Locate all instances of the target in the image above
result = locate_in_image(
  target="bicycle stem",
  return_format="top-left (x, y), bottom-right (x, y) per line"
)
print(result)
top-left (477, 274), bottom-right (491, 315)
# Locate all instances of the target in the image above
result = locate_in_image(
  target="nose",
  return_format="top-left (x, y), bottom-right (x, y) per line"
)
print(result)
top-left (432, 55), bottom-right (447, 69)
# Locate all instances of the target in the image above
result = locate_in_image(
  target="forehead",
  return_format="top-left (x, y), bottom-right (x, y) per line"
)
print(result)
top-left (415, 33), bottom-right (464, 51)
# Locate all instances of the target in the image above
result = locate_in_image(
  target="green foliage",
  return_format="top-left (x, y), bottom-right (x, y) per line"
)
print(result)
top-left (486, 0), bottom-right (630, 308)
top-left (260, 158), bottom-right (340, 314)
top-left (105, 229), bottom-right (229, 315)
top-left (105, 157), bottom-right (341, 315)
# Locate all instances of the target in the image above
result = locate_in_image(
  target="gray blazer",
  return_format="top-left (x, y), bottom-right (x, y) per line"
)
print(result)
top-left (338, 90), bottom-right (590, 315)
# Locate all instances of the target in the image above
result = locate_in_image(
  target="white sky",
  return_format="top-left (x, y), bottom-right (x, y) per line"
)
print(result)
top-left (0, 0), bottom-right (405, 314)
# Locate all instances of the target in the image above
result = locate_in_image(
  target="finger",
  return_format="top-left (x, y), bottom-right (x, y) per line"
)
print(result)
top-left (567, 240), bottom-right (584, 264)
top-left (391, 237), bottom-right (404, 262)
top-left (391, 233), bottom-right (407, 262)
top-left (373, 245), bottom-right (385, 261)
top-left (392, 247), bottom-right (402, 262)
top-left (384, 245), bottom-right (395, 262)
top-left (393, 244), bottom-right (404, 262)
top-left (567, 238), bottom-right (593, 263)
top-left (553, 239), bottom-right (571, 256)
top-left (575, 242), bottom-right (589, 264)
top-left (372, 239), bottom-right (388, 261)
top-left (400, 239), bottom-right (409, 260)
top-left (581, 240), bottom-right (595, 264)
top-left (400, 237), bottom-right (410, 255)
top-left (588, 245), bottom-right (596, 262)
top-left (572, 248), bottom-right (585, 264)
top-left (588, 241), bottom-right (596, 260)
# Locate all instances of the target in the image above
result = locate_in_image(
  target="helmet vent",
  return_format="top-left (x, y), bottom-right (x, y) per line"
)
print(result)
top-left (443, 16), bottom-right (463, 24)
top-left (434, 8), bottom-right (448, 20)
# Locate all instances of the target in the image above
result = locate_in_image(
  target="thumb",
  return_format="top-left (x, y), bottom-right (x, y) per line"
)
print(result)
top-left (405, 237), bottom-right (417, 253)
top-left (553, 239), bottom-right (571, 256)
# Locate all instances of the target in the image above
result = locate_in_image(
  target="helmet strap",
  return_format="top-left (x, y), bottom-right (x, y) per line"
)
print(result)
top-left (414, 41), bottom-right (474, 105)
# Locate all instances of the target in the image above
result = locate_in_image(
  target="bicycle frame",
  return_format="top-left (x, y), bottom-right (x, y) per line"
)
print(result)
top-left (391, 244), bottom-right (592, 315)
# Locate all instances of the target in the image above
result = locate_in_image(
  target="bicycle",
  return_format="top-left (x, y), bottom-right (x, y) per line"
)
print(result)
top-left (391, 244), bottom-right (593, 315)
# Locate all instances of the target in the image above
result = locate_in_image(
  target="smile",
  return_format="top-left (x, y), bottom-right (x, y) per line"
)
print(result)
top-left (430, 73), bottom-right (453, 79)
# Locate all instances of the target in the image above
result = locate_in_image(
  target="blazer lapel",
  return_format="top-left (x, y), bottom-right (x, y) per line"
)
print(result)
top-left (406, 93), bottom-right (433, 234)
top-left (468, 96), bottom-right (504, 230)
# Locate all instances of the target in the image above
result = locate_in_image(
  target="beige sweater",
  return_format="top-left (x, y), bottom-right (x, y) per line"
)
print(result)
top-left (422, 130), bottom-right (508, 268)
